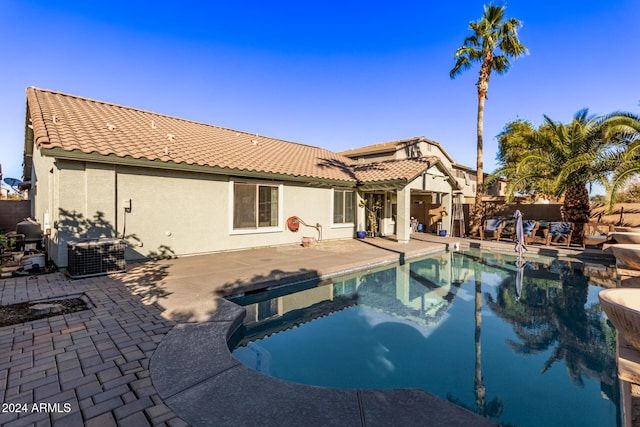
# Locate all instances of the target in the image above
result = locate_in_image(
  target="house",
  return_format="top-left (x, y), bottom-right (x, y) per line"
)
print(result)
top-left (23, 88), bottom-right (459, 268)
top-left (339, 136), bottom-right (508, 204)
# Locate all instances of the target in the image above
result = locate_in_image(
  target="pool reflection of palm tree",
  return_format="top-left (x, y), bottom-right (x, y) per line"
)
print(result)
top-left (446, 252), bottom-right (504, 421)
top-left (486, 264), bottom-right (618, 397)
top-left (474, 266), bottom-right (485, 413)
top-left (473, 263), bottom-right (504, 419)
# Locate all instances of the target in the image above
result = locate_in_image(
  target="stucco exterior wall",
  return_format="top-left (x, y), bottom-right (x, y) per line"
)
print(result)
top-left (30, 145), bottom-right (57, 259)
top-left (39, 157), bottom-right (356, 267)
top-left (405, 174), bottom-right (452, 194)
top-left (117, 170), bottom-right (356, 259)
top-left (31, 145), bottom-right (53, 228)
top-left (415, 141), bottom-right (454, 170)
top-left (115, 166), bottom-right (224, 260)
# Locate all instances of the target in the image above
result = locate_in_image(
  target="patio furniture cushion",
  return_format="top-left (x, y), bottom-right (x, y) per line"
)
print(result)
top-left (583, 222), bottom-right (613, 247)
top-left (584, 235), bottom-right (608, 242)
top-left (481, 218), bottom-right (508, 241)
top-left (549, 222), bottom-right (572, 237)
top-left (497, 219), bottom-right (515, 240)
top-left (484, 219), bottom-right (502, 232)
top-left (522, 221), bottom-right (537, 236)
top-left (526, 223), bottom-right (550, 246)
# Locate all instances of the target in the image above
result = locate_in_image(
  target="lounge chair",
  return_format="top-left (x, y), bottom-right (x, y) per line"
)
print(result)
top-left (480, 218), bottom-right (506, 241)
top-left (526, 220), bottom-right (550, 246)
top-left (520, 220), bottom-right (539, 244)
top-left (548, 222), bottom-right (574, 247)
top-left (499, 218), bottom-right (516, 241)
top-left (582, 222), bottom-right (614, 248)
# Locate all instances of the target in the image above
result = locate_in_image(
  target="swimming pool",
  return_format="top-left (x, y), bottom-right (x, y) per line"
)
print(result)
top-left (230, 249), bottom-right (619, 426)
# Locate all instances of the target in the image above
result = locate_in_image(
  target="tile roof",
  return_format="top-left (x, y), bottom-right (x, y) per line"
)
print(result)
top-left (352, 157), bottom-right (441, 183)
top-left (26, 87), bottom-right (440, 185)
top-left (338, 141), bottom-right (399, 157)
top-left (339, 136), bottom-right (463, 167)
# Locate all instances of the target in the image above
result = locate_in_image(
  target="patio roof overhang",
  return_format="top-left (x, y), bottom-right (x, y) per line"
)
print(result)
top-left (356, 180), bottom-right (410, 191)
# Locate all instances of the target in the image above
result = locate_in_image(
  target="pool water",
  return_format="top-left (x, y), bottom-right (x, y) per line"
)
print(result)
top-left (230, 249), bottom-right (620, 427)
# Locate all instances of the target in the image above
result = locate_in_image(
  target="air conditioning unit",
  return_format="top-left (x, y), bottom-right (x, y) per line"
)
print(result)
top-left (67, 238), bottom-right (126, 279)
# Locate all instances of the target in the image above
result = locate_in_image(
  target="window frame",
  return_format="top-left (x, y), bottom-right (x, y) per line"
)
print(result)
top-left (229, 180), bottom-right (283, 234)
top-left (332, 189), bottom-right (355, 228)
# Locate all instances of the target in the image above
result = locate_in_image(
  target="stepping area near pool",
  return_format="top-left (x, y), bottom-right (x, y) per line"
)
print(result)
top-left (0, 235), bottom-right (612, 425)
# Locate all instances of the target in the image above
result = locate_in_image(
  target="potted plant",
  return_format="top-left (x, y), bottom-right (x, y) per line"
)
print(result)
top-left (359, 199), bottom-right (382, 237)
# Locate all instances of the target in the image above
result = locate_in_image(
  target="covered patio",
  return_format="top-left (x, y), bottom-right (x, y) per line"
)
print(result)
top-left (357, 161), bottom-right (460, 244)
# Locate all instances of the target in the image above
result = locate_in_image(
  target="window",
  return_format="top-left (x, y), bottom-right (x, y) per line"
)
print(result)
top-left (333, 190), bottom-right (355, 224)
top-left (257, 299), bottom-right (278, 320)
top-left (233, 182), bottom-right (279, 229)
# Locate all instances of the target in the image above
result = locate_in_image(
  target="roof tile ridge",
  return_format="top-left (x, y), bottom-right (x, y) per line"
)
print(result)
top-left (339, 136), bottom-right (428, 155)
top-left (363, 156), bottom-right (431, 165)
top-left (383, 136), bottom-right (425, 145)
top-left (338, 140), bottom-right (399, 154)
top-left (30, 86), bottom-right (218, 128)
top-left (28, 87), bottom-right (350, 155)
top-left (26, 87), bottom-right (53, 147)
top-left (417, 155), bottom-right (439, 163)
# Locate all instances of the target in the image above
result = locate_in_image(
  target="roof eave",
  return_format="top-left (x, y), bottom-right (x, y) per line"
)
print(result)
top-left (356, 179), bottom-right (409, 191)
top-left (340, 147), bottom-right (397, 158)
top-left (425, 160), bottom-right (461, 191)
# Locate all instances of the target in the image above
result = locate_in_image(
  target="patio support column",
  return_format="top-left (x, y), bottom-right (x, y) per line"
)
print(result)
top-left (396, 186), bottom-right (411, 243)
top-left (356, 191), bottom-right (366, 235)
top-left (396, 263), bottom-right (410, 303)
top-left (441, 192), bottom-right (452, 233)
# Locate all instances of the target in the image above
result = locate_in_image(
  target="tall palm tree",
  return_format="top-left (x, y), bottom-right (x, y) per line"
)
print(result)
top-left (450, 3), bottom-right (528, 235)
top-left (492, 109), bottom-right (640, 241)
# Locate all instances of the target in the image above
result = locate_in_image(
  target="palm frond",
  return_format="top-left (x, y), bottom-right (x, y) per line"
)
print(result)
top-left (450, 3), bottom-right (526, 81)
top-left (608, 162), bottom-right (640, 210)
top-left (495, 107), bottom-right (640, 205)
top-left (491, 55), bottom-right (510, 74)
top-left (450, 56), bottom-right (473, 78)
top-left (462, 35), bottom-right (481, 48)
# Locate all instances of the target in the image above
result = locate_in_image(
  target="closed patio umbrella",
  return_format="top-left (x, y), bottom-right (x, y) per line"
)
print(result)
top-left (514, 210), bottom-right (527, 301)
top-left (515, 260), bottom-right (524, 301)
top-left (514, 210), bottom-right (527, 261)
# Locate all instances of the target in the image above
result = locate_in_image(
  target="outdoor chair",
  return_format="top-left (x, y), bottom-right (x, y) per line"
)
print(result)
top-left (582, 222), bottom-right (614, 248)
top-left (527, 220), bottom-right (551, 246)
top-left (480, 218), bottom-right (506, 241)
top-left (548, 222), bottom-right (574, 247)
top-left (499, 218), bottom-right (516, 241)
top-left (520, 220), bottom-right (539, 244)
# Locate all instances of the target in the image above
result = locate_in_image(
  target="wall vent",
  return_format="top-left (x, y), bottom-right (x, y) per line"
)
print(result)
top-left (67, 238), bottom-right (126, 279)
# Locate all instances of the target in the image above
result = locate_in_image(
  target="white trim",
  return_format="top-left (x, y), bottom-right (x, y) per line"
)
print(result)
top-left (229, 227), bottom-right (282, 235)
top-left (331, 223), bottom-right (355, 229)
top-left (330, 188), bottom-right (356, 227)
top-left (228, 179), bottom-right (284, 235)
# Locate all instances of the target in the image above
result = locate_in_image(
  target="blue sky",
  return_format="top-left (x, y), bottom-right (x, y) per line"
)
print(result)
top-left (1, 1), bottom-right (638, 194)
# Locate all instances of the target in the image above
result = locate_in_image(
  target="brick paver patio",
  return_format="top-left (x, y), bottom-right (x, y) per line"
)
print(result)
top-left (0, 272), bottom-right (185, 426)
